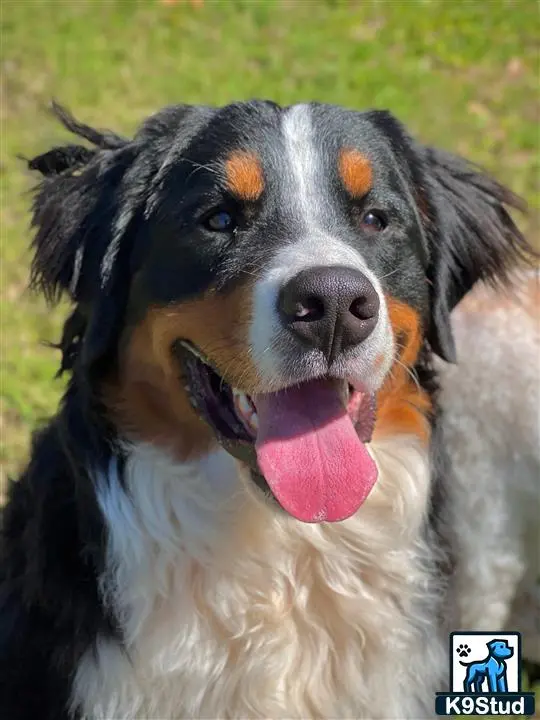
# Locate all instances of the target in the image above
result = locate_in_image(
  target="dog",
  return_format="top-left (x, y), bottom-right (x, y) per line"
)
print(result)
top-left (438, 273), bottom-right (540, 661)
top-left (0, 100), bottom-right (535, 720)
top-left (460, 639), bottom-right (514, 693)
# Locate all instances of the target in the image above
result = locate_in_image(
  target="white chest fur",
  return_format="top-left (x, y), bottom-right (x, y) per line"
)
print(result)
top-left (72, 438), bottom-right (445, 719)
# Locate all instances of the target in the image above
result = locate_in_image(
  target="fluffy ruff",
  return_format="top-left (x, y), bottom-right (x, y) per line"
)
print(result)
top-left (72, 438), bottom-right (444, 719)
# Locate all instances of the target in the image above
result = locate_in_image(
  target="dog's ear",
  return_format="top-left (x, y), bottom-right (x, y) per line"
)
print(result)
top-left (28, 102), bottom-right (141, 374)
top-left (29, 102), bottom-right (204, 375)
top-left (417, 145), bottom-right (531, 362)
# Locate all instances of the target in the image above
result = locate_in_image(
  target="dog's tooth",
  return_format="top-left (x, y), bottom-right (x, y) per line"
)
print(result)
top-left (233, 390), bottom-right (251, 418)
top-left (232, 389), bottom-right (258, 437)
top-left (339, 381), bottom-right (349, 407)
top-left (238, 394), bottom-right (252, 418)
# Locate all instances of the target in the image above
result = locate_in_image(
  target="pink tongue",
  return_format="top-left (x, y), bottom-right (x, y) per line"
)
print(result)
top-left (254, 380), bottom-right (378, 523)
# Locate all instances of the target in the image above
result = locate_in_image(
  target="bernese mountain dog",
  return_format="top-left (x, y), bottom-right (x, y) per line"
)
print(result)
top-left (0, 100), bottom-right (535, 719)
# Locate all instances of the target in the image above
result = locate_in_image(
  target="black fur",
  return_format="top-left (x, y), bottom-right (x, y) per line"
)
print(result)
top-left (0, 101), bottom-right (533, 719)
top-left (419, 146), bottom-right (530, 361)
top-left (0, 383), bottom-right (121, 720)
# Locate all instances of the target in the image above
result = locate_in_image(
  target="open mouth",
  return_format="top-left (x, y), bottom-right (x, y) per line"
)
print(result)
top-left (175, 340), bottom-right (379, 523)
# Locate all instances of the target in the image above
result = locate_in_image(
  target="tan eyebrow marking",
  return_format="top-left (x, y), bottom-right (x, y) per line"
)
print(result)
top-left (338, 148), bottom-right (373, 198)
top-left (225, 151), bottom-right (265, 201)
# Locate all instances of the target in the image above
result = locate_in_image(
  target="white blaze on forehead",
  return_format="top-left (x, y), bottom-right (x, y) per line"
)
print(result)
top-left (247, 104), bottom-right (393, 389)
top-left (279, 104), bottom-right (366, 268)
top-left (282, 104), bottom-right (321, 226)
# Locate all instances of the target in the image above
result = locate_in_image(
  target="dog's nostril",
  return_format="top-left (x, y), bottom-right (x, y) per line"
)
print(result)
top-left (349, 297), bottom-right (375, 320)
top-left (350, 293), bottom-right (379, 321)
top-left (283, 295), bottom-right (324, 323)
top-left (294, 297), bottom-right (324, 322)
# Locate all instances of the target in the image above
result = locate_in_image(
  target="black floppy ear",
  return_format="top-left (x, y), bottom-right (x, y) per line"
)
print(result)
top-left (28, 103), bottom-right (140, 373)
top-left (29, 102), bottom-right (203, 374)
top-left (418, 145), bottom-right (531, 362)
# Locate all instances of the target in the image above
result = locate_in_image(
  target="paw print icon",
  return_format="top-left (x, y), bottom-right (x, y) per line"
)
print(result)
top-left (456, 644), bottom-right (471, 658)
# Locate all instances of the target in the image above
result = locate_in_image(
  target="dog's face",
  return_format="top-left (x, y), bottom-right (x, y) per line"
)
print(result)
top-left (29, 101), bottom-right (527, 523)
top-left (488, 640), bottom-right (514, 660)
top-left (131, 104), bottom-right (428, 392)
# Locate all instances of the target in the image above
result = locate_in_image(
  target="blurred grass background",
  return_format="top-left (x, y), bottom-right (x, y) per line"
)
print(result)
top-left (0, 0), bottom-right (539, 710)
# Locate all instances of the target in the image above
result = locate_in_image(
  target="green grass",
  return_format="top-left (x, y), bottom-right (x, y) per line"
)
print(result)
top-left (0, 0), bottom-right (539, 710)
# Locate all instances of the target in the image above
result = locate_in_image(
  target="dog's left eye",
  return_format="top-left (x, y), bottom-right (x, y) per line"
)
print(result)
top-left (360, 211), bottom-right (387, 232)
top-left (204, 209), bottom-right (237, 233)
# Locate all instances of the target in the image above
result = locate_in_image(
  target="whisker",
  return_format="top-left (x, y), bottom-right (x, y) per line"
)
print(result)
top-left (393, 356), bottom-right (421, 392)
top-left (375, 267), bottom-right (400, 282)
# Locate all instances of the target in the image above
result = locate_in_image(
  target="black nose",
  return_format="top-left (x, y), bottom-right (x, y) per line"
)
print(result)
top-left (278, 265), bottom-right (380, 362)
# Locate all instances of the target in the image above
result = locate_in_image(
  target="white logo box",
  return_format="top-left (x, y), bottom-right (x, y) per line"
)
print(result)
top-left (450, 632), bottom-right (520, 693)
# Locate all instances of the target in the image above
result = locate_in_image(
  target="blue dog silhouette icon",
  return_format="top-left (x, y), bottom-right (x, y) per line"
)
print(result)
top-left (460, 639), bottom-right (514, 693)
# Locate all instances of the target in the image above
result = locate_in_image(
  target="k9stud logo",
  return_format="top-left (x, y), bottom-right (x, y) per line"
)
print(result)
top-left (435, 632), bottom-right (536, 716)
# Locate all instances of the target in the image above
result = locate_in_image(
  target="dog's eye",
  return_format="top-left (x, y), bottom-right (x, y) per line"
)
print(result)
top-left (360, 211), bottom-right (387, 232)
top-left (204, 209), bottom-right (237, 233)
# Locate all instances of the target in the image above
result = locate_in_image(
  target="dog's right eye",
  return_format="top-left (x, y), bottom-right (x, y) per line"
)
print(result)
top-left (203, 209), bottom-right (237, 233)
top-left (360, 210), bottom-right (387, 232)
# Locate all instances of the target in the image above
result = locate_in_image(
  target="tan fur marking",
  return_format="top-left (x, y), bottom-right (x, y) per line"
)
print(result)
top-left (105, 283), bottom-right (260, 461)
top-left (338, 149), bottom-right (372, 198)
top-left (374, 297), bottom-right (431, 443)
top-left (225, 152), bottom-right (264, 201)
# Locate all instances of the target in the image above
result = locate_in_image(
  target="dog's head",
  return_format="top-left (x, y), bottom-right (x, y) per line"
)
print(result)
top-left (29, 101), bottom-right (530, 522)
top-left (487, 640), bottom-right (514, 660)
